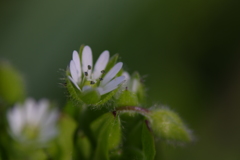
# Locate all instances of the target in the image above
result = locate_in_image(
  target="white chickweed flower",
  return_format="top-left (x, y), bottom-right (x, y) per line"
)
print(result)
top-left (7, 98), bottom-right (58, 144)
top-left (68, 45), bottom-right (125, 96)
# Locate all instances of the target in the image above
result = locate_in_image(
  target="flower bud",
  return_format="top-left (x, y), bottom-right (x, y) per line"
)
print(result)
top-left (149, 108), bottom-right (192, 142)
top-left (116, 89), bottom-right (139, 107)
top-left (115, 71), bottom-right (146, 107)
top-left (90, 112), bottom-right (121, 159)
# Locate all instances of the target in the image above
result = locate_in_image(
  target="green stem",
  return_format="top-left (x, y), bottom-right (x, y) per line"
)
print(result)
top-left (115, 106), bottom-right (150, 117)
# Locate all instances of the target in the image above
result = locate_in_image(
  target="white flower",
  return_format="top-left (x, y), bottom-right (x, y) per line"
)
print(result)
top-left (68, 46), bottom-right (125, 96)
top-left (122, 71), bottom-right (140, 93)
top-left (7, 98), bottom-right (58, 144)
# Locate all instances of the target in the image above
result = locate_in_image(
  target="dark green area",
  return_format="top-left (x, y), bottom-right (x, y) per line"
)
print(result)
top-left (1, 0), bottom-right (240, 159)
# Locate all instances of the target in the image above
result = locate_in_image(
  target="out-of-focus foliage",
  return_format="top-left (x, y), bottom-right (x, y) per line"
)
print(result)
top-left (0, 61), bottom-right (25, 105)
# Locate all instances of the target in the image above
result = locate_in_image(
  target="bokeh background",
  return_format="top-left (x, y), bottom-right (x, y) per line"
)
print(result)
top-left (1, 0), bottom-right (240, 159)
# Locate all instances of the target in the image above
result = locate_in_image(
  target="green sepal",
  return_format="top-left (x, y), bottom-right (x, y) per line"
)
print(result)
top-left (149, 108), bottom-right (192, 142)
top-left (116, 90), bottom-right (139, 107)
top-left (95, 88), bottom-right (118, 107)
top-left (0, 61), bottom-right (26, 105)
top-left (80, 89), bottom-right (101, 105)
top-left (104, 54), bottom-right (119, 74)
top-left (66, 70), bottom-right (119, 107)
top-left (116, 69), bottom-right (123, 77)
top-left (78, 45), bottom-right (85, 58)
top-left (90, 112), bottom-right (121, 160)
top-left (142, 121), bottom-right (156, 160)
top-left (66, 74), bottom-right (101, 106)
top-left (65, 72), bottom-right (84, 105)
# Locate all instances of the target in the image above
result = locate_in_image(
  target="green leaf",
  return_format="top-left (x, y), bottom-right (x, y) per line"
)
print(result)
top-left (116, 90), bottom-right (139, 107)
top-left (0, 61), bottom-right (25, 105)
top-left (91, 112), bottom-right (113, 139)
top-left (73, 131), bottom-right (92, 160)
top-left (119, 147), bottom-right (144, 160)
top-left (142, 120), bottom-right (156, 160)
top-left (125, 120), bottom-right (142, 148)
top-left (108, 118), bottom-right (121, 150)
top-left (149, 108), bottom-right (192, 142)
top-left (90, 113), bottom-right (121, 160)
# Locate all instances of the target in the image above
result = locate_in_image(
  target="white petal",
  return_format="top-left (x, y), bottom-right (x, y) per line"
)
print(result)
top-left (38, 108), bottom-right (58, 142)
top-left (68, 76), bottom-right (81, 90)
top-left (41, 109), bottom-right (58, 129)
top-left (72, 50), bottom-right (82, 79)
top-left (101, 62), bottom-right (123, 86)
top-left (82, 46), bottom-right (93, 75)
top-left (131, 79), bottom-right (139, 93)
top-left (25, 98), bottom-right (37, 124)
top-left (122, 71), bottom-right (131, 88)
top-left (70, 60), bottom-right (80, 84)
top-left (96, 87), bottom-right (104, 95)
top-left (92, 50), bottom-right (109, 80)
top-left (82, 85), bottom-right (92, 92)
top-left (103, 76), bottom-right (125, 90)
top-left (7, 106), bottom-right (25, 135)
top-left (34, 99), bottom-right (49, 126)
top-left (122, 72), bottom-right (130, 82)
top-left (99, 76), bottom-right (125, 95)
top-left (39, 127), bottom-right (58, 142)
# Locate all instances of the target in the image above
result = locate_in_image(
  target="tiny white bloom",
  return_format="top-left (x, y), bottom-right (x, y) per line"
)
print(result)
top-left (68, 45), bottom-right (125, 96)
top-left (7, 98), bottom-right (58, 144)
top-left (122, 71), bottom-right (141, 93)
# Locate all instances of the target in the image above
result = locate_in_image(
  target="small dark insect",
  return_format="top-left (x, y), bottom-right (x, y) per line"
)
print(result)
top-left (88, 65), bottom-right (92, 70)
top-left (101, 70), bottom-right (105, 74)
top-left (99, 77), bottom-right (103, 81)
top-left (90, 81), bottom-right (95, 85)
top-left (85, 72), bottom-right (88, 76)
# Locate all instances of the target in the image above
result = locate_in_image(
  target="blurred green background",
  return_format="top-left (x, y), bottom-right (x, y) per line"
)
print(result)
top-left (1, 0), bottom-right (240, 159)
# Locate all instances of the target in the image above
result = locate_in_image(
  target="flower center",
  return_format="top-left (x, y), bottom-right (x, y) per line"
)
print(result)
top-left (80, 65), bottom-right (105, 88)
top-left (21, 124), bottom-right (39, 141)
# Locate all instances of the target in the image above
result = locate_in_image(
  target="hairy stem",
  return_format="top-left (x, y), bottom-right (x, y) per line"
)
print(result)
top-left (115, 106), bottom-right (150, 116)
